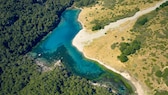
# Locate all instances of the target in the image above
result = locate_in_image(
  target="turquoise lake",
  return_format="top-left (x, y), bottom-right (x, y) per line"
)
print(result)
top-left (31, 9), bottom-right (133, 94)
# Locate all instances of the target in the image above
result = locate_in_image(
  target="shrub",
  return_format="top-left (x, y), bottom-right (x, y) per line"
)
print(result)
top-left (117, 54), bottom-right (128, 62)
top-left (111, 43), bottom-right (118, 49)
top-left (137, 17), bottom-right (148, 25)
top-left (155, 70), bottom-right (162, 77)
top-left (119, 42), bottom-right (129, 52)
top-left (92, 24), bottom-right (102, 31)
top-left (117, 40), bottom-right (141, 62)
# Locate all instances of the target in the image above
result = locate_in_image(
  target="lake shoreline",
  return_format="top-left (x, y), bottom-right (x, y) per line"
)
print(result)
top-left (72, 10), bottom-right (145, 95)
top-left (72, 1), bottom-right (168, 94)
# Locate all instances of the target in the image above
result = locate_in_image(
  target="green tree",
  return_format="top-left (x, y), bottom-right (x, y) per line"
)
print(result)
top-left (117, 54), bottom-right (128, 62)
top-left (119, 42), bottom-right (129, 52)
top-left (117, 40), bottom-right (141, 62)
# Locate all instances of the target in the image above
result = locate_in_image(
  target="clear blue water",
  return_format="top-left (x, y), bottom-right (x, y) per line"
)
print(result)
top-left (31, 9), bottom-right (133, 94)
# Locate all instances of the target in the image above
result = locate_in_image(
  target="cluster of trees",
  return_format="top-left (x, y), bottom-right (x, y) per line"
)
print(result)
top-left (155, 90), bottom-right (168, 95)
top-left (91, 20), bottom-right (110, 31)
top-left (92, 24), bottom-right (103, 31)
top-left (156, 1), bottom-right (168, 11)
top-left (74, 0), bottom-right (97, 7)
top-left (155, 68), bottom-right (168, 86)
top-left (0, 0), bottom-right (73, 94)
top-left (136, 17), bottom-right (148, 25)
top-left (155, 68), bottom-right (168, 95)
top-left (91, 8), bottom-right (140, 31)
top-left (0, 0), bottom-right (73, 55)
top-left (117, 40), bottom-right (141, 62)
top-left (20, 66), bottom-right (113, 95)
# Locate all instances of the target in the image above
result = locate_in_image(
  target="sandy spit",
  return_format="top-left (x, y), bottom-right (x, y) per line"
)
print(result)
top-left (72, 0), bottom-right (167, 95)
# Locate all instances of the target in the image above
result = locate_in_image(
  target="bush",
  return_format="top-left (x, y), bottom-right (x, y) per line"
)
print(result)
top-left (117, 40), bottom-right (141, 62)
top-left (92, 24), bottom-right (102, 31)
top-left (119, 42), bottom-right (129, 52)
top-left (75, 0), bottom-right (96, 7)
top-left (162, 68), bottom-right (168, 78)
top-left (111, 43), bottom-right (118, 49)
top-left (117, 54), bottom-right (128, 62)
top-left (137, 17), bottom-right (148, 25)
top-left (155, 70), bottom-right (162, 77)
top-left (119, 40), bottom-right (141, 56)
top-left (155, 90), bottom-right (168, 95)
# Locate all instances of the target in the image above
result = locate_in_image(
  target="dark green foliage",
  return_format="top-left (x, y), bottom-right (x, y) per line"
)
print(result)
top-left (119, 40), bottom-right (141, 56)
top-left (155, 70), bottom-right (162, 77)
top-left (103, 0), bottom-right (117, 9)
top-left (111, 43), bottom-right (118, 49)
top-left (155, 68), bottom-right (168, 85)
top-left (137, 17), bottom-right (148, 25)
top-left (155, 68), bottom-right (168, 86)
top-left (132, 40), bottom-right (141, 50)
top-left (119, 43), bottom-right (130, 52)
top-left (0, 0), bottom-right (116, 94)
top-left (91, 7), bottom-right (139, 31)
top-left (160, 1), bottom-right (168, 7)
top-left (74, 0), bottom-right (97, 7)
top-left (133, 11), bottom-right (156, 30)
top-left (91, 20), bottom-right (105, 31)
top-left (0, 0), bottom-right (72, 55)
top-left (0, 56), bottom-right (39, 95)
top-left (155, 90), bottom-right (168, 95)
top-left (117, 40), bottom-right (141, 62)
top-left (117, 54), bottom-right (128, 62)
top-left (156, 1), bottom-right (168, 11)
top-left (162, 68), bottom-right (168, 79)
top-left (92, 24), bottom-right (103, 31)
top-left (20, 66), bottom-right (113, 95)
top-left (0, 0), bottom-right (72, 94)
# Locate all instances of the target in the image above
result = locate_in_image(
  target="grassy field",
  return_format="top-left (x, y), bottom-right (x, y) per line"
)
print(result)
top-left (79, 0), bottom-right (162, 31)
top-left (127, 3), bottom-right (168, 94)
top-left (83, 0), bottom-right (168, 94)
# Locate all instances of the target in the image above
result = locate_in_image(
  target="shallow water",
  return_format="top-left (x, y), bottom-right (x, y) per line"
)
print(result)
top-left (30, 9), bottom-right (132, 94)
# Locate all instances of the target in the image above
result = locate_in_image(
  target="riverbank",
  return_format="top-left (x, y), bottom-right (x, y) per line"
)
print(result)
top-left (72, 0), bottom-right (167, 95)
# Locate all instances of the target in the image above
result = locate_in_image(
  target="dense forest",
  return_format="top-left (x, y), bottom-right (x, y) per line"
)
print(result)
top-left (20, 66), bottom-right (113, 95)
top-left (0, 0), bottom-right (72, 94)
top-left (0, 0), bottom-right (113, 94)
top-left (74, 0), bottom-right (97, 7)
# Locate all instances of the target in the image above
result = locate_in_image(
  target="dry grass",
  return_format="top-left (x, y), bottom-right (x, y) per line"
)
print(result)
top-left (84, 20), bottom-right (136, 71)
top-left (80, 0), bottom-right (168, 94)
top-left (125, 6), bottom-right (168, 94)
top-left (79, 0), bottom-right (162, 32)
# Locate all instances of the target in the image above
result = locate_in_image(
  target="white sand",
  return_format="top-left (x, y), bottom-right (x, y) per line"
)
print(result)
top-left (72, 0), bottom-right (167, 95)
top-left (83, 53), bottom-right (143, 94)
top-left (73, 0), bottom-right (166, 52)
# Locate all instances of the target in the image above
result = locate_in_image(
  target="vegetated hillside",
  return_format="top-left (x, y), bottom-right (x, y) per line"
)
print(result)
top-left (0, 0), bottom-right (72, 94)
top-left (127, 1), bottom-right (168, 94)
top-left (78, 0), bottom-right (161, 31)
top-left (0, 0), bottom-right (113, 94)
top-left (20, 66), bottom-right (113, 95)
top-left (74, 0), bottom-right (97, 7)
top-left (0, 0), bottom-right (72, 55)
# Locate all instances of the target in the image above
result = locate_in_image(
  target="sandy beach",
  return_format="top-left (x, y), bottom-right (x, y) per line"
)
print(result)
top-left (73, 0), bottom-right (166, 52)
top-left (72, 0), bottom-right (167, 95)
